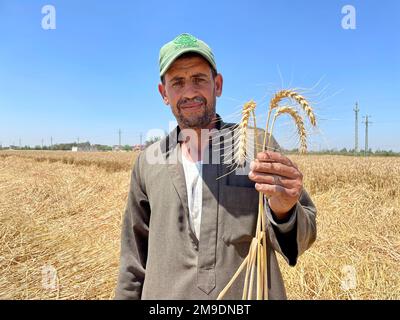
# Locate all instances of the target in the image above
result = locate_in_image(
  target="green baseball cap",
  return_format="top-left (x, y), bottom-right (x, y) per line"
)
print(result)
top-left (159, 33), bottom-right (217, 77)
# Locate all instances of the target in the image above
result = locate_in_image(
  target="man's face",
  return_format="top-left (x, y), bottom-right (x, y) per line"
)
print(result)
top-left (158, 56), bottom-right (223, 129)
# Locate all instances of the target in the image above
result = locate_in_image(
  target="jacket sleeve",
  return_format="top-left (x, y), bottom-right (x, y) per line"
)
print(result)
top-left (264, 189), bottom-right (317, 266)
top-left (114, 153), bottom-right (150, 299)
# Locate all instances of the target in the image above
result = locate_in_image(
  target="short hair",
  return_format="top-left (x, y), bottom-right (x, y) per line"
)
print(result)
top-left (160, 52), bottom-right (217, 84)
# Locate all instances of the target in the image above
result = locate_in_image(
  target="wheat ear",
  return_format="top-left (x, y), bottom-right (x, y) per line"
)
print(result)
top-left (263, 89), bottom-right (316, 151)
top-left (272, 90), bottom-right (316, 126)
top-left (235, 100), bottom-right (257, 167)
top-left (269, 106), bottom-right (307, 154)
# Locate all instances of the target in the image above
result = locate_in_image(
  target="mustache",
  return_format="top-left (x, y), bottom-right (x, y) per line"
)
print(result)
top-left (177, 96), bottom-right (207, 109)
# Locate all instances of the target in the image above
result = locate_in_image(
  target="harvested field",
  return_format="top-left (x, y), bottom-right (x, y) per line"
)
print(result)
top-left (0, 151), bottom-right (399, 299)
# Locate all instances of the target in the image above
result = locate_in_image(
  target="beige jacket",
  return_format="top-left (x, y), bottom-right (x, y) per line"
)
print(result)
top-left (115, 118), bottom-right (317, 300)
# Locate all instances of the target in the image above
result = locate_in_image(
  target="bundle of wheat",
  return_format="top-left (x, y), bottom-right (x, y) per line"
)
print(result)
top-left (217, 89), bottom-right (316, 300)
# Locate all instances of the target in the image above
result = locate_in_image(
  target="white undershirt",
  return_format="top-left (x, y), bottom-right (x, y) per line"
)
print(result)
top-left (181, 146), bottom-right (296, 242)
top-left (181, 153), bottom-right (203, 240)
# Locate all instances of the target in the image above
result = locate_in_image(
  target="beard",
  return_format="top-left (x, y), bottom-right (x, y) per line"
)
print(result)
top-left (173, 94), bottom-right (216, 129)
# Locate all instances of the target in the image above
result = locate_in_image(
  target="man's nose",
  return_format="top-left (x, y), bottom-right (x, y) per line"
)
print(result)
top-left (182, 82), bottom-right (199, 100)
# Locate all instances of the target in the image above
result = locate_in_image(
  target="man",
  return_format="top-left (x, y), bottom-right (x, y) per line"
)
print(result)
top-left (115, 33), bottom-right (317, 300)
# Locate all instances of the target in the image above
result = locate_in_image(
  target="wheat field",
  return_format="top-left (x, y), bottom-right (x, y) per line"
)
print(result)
top-left (0, 150), bottom-right (399, 299)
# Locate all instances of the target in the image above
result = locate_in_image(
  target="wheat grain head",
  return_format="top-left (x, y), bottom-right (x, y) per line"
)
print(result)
top-left (270, 89), bottom-right (316, 127)
top-left (271, 106), bottom-right (307, 154)
top-left (235, 100), bottom-right (257, 167)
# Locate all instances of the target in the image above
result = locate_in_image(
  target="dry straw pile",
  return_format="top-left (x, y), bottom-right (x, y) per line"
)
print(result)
top-left (282, 155), bottom-right (400, 299)
top-left (0, 151), bottom-right (137, 299)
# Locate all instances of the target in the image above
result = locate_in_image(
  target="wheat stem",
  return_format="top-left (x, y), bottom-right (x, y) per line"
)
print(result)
top-left (247, 237), bottom-right (258, 300)
top-left (242, 238), bottom-right (256, 299)
top-left (217, 253), bottom-right (250, 300)
top-left (260, 196), bottom-right (268, 298)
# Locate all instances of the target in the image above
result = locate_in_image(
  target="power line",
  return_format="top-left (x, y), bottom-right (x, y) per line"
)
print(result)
top-left (118, 129), bottom-right (122, 147)
top-left (362, 115), bottom-right (372, 156)
top-left (354, 102), bottom-right (359, 154)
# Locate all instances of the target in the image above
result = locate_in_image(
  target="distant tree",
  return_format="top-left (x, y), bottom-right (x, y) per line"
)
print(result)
top-left (145, 136), bottom-right (162, 147)
top-left (94, 144), bottom-right (112, 151)
top-left (123, 144), bottom-right (132, 151)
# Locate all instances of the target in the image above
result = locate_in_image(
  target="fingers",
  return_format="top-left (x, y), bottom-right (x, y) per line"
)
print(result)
top-left (256, 151), bottom-right (293, 167)
top-left (255, 183), bottom-right (285, 197)
top-left (255, 150), bottom-right (300, 173)
top-left (250, 151), bottom-right (302, 212)
top-left (248, 171), bottom-right (298, 189)
top-left (249, 170), bottom-right (303, 197)
top-left (254, 183), bottom-right (301, 199)
top-left (250, 151), bottom-right (303, 200)
top-left (250, 160), bottom-right (301, 179)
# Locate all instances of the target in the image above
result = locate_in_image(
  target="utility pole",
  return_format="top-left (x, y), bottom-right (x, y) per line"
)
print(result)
top-left (118, 129), bottom-right (122, 148)
top-left (50, 136), bottom-right (53, 149)
top-left (354, 102), bottom-right (359, 154)
top-left (362, 115), bottom-right (372, 156)
top-left (140, 132), bottom-right (143, 146)
top-left (41, 139), bottom-right (44, 149)
top-left (77, 137), bottom-right (80, 145)
top-left (19, 138), bottom-right (21, 149)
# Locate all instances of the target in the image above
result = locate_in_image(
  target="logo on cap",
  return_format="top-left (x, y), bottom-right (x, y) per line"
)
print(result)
top-left (173, 34), bottom-right (199, 49)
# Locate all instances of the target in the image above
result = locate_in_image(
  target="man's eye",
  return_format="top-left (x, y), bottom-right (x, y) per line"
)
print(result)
top-left (194, 78), bottom-right (206, 84)
top-left (172, 81), bottom-right (184, 87)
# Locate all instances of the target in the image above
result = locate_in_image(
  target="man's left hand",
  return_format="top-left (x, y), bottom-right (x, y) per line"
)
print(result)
top-left (248, 151), bottom-right (303, 220)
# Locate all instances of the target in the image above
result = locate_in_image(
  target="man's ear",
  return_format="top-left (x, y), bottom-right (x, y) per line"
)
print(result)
top-left (214, 74), bottom-right (223, 97)
top-left (158, 83), bottom-right (169, 105)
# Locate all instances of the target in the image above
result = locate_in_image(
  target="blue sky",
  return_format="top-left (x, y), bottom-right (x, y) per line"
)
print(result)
top-left (1, 0), bottom-right (399, 150)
